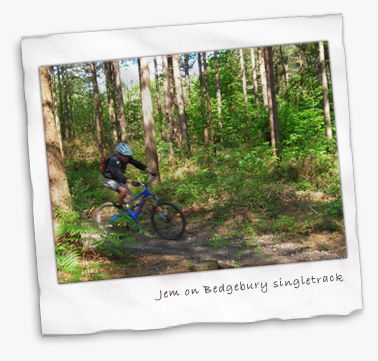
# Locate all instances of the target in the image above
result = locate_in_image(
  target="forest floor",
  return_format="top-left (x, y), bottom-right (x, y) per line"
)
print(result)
top-left (71, 202), bottom-right (347, 282)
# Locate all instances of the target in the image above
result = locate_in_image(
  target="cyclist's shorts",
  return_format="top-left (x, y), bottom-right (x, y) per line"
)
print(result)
top-left (103, 178), bottom-right (131, 195)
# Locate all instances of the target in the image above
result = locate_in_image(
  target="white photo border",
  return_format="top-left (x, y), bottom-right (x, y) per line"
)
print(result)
top-left (22, 14), bottom-right (362, 336)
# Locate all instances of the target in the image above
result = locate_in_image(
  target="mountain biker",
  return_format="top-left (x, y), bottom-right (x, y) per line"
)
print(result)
top-left (103, 143), bottom-right (157, 207)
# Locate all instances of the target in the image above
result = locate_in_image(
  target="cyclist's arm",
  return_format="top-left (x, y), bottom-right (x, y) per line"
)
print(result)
top-left (129, 156), bottom-right (147, 171)
top-left (144, 167), bottom-right (155, 175)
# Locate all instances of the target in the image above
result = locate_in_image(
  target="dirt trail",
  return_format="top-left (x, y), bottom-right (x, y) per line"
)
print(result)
top-left (119, 218), bottom-right (347, 278)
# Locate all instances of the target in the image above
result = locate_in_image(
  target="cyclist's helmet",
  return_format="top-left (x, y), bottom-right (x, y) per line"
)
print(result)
top-left (116, 143), bottom-right (133, 156)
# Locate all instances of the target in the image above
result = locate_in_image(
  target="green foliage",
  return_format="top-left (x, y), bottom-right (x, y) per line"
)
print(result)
top-left (53, 41), bottom-right (344, 277)
top-left (55, 242), bottom-right (81, 273)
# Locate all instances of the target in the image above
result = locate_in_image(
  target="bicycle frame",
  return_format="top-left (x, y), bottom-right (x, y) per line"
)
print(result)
top-left (109, 185), bottom-right (157, 222)
top-left (124, 186), bottom-right (154, 220)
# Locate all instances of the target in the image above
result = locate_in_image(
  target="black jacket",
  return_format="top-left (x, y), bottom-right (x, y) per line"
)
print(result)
top-left (103, 153), bottom-right (147, 183)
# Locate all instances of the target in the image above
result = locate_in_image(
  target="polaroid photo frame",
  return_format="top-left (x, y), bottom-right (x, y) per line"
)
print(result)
top-left (22, 14), bottom-right (362, 335)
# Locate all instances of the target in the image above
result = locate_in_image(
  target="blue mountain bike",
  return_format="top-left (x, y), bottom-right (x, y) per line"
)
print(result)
top-left (96, 177), bottom-right (186, 240)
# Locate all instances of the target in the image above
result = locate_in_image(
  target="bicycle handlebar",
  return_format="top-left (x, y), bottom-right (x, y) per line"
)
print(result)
top-left (140, 176), bottom-right (157, 187)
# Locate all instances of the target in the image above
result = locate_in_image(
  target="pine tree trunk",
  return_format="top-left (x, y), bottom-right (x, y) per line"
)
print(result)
top-left (259, 48), bottom-right (268, 107)
top-left (168, 55), bottom-right (181, 148)
top-left (202, 52), bottom-right (215, 152)
top-left (49, 66), bottom-right (64, 158)
top-left (161, 56), bottom-right (174, 159)
top-left (138, 57), bottom-right (160, 179)
top-left (39, 66), bottom-right (72, 216)
top-left (89, 63), bottom-right (105, 156)
top-left (197, 53), bottom-right (209, 149)
top-left (62, 65), bottom-right (69, 140)
top-left (250, 48), bottom-right (259, 104)
top-left (104, 61), bottom-right (118, 146)
top-left (250, 48), bottom-right (261, 121)
top-left (112, 60), bottom-right (127, 142)
top-left (172, 54), bottom-right (191, 155)
top-left (184, 53), bottom-right (191, 104)
top-left (213, 51), bottom-right (223, 132)
top-left (318, 41), bottom-right (332, 140)
top-left (153, 57), bottom-right (164, 137)
top-left (264, 47), bottom-right (281, 157)
top-left (56, 66), bottom-right (63, 124)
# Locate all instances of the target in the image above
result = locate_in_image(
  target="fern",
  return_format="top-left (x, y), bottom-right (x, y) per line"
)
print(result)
top-left (55, 208), bottom-right (151, 257)
top-left (56, 248), bottom-right (81, 272)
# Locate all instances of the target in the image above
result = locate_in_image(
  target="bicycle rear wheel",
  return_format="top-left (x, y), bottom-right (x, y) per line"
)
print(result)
top-left (151, 201), bottom-right (186, 240)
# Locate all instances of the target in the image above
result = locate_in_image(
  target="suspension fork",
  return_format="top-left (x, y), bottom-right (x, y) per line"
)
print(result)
top-left (150, 194), bottom-right (160, 208)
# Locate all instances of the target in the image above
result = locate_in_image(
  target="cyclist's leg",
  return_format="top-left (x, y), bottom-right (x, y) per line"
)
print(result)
top-left (118, 185), bottom-right (132, 205)
top-left (104, 179), bottom-right (132, 206)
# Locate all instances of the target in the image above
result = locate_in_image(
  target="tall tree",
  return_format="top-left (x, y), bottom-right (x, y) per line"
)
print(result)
top-left (296, 46), bottom-right (304, 106)
top-left (39, 66), bottom-right (72, 217)
top-left (49, 66), bottom-right (64, 158)
top-left (61, 65), bottom-right (70, 140)
top-left (104, 61), bottom-right (118, 146)
top-left (259, 48), bottom-right (268, 107)
top-left (213, 51), bottom-right (223, 131)
top-left (112, 60), bottom-right (128, 142)
top-left (138, 57), bottom-right (160, 179)
top-left (172, 54), bottom-right (191, 155)
top-left (318, 41), bottom-right (332, 140)
top-left (167, 55), bottom-right (181, 147)
top-left (264, 47), bottom-right (281, 157)
top-left (161, 56), bottom-right (174, 158)
top-left (250, 48), bottom-right (261, 121)
top-left (202, 52), bottom-right (215, 152)
top-left (197, 53), bottom-right (209, 149)
top-left (89, 62), bottom-right (106, 156)
top-left (250, 48), bottom-right (259, 104)
top-left (184, 53), bottom-right (191, 104)
top-left (153, 57), bottom-right (164, 135)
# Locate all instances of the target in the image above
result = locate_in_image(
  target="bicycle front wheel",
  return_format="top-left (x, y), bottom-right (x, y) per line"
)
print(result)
top-left (151, 201), bottom-right (186, 240)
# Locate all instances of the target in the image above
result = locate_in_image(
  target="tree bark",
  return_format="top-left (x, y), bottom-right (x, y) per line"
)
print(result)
top-left (49, 66), bottom-right (64, 158)
top-left (167, 55), bottom-right (181, 147)
top-left (39, 66), bottom-right (72, 216)
top-left (259, 48), bottom-right (268, 107)
top-left (161, 56), bottom-right (174, 159)
top-left (197, 53), bottom-right (208, 149)
top-left (89, 63), bottom-right (106, 156)
top-left (138, 57), bottom-right (160, 180)
top-left (318, 41), bottom-right (333, 140)
top-left (104, 61), bottom-right (118, 146)
top-left (153, 57), bottom-right (164, 136)
top-left (172, 54), bottom-right (191, 155)
top-left (264, 47), bottom-right (281, 157)
top-left (112, 60), bottom-right (127, 142)
top-left (213, 51), bottom-right (223, 131)
top-left (184, 53), bottom-right (191, 104)
top-left (202, 52), bottom-right (215, 152)
top-left (250, 48), bottom-right (259, 104)
top-left (62, 65), bottom-right (69, 140)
